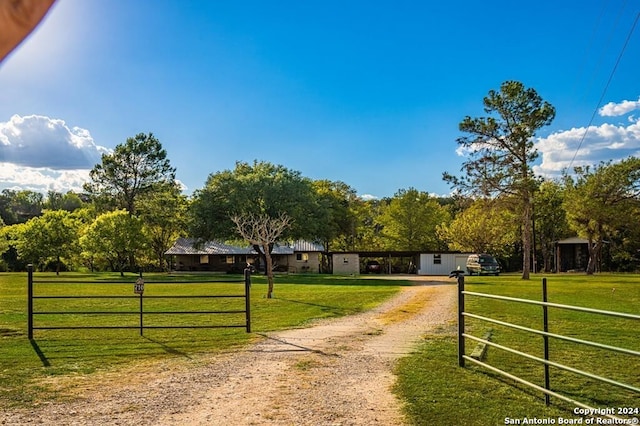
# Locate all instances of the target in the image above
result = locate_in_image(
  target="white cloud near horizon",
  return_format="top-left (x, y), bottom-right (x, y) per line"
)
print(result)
top-left (0, 115), bottom-right (109, 169)
top-left (451, 97), bottom-right (640, 181)
top-left (535, 97), bottom-right (640, 177)
top-left (360, 193), bottom-right (379, 201)
top-left (0, 115), bottom-right (110, 193)
top-left (599, 97), bottom-right (640, 117)
top-left (534, 119), bottom-right (640, 178)
top-left (0, 163), bottom-right (91, 193)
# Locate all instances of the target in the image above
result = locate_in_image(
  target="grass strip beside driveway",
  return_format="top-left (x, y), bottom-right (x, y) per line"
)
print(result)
top-left (394, 273), bottom-right (640, 425)
top-left (0, 271), bottom-right (401, 408)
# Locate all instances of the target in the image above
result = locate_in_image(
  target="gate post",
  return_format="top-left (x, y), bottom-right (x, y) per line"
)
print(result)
top-left (244, 267), bottom-right (251, 333)
top-left (457, 274), bottom-right (465, 367)
top-left (28, 264), bottom-right (33, 339)
top-left (542, 277), bottom-right (550, 405)
top-left (138, 271), bottom-right (144, 337)
top-left (139, 292), bottom-right (144, 336)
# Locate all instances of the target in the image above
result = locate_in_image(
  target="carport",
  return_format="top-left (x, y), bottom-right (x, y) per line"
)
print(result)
top-left (329, 251), bottom-right (420, 274)
top-left (330, 251), bottom-right (473, 275)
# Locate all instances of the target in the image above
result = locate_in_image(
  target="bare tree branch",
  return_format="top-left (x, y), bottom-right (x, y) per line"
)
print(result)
top-left (230, 212), bottom-right (293, 299)
top-left (230, 212), bottom-right (293, 246)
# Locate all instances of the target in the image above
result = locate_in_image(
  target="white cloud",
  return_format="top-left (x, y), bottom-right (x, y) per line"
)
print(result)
top-left (360, 194), bottom-right (379, 201)
top-left (0, 114), bottom-right (109, 169)
top-left (0, 115), bottom-right (110, 193)
top-left (454, 139), bottom-right (501, 157)
top-left (0, 163), bottom-right (91, 193)
top-left (533, 119), bottom-right (640, 178)
top-left (598, 97), bottom-right (640, 117)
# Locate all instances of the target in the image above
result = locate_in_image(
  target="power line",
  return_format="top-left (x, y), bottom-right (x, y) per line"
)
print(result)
top-left (568, 11), bottom-right (640, 171)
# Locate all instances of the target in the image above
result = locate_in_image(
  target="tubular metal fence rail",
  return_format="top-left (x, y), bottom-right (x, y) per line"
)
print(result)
top-left (27, 264), bottom-right (252, 338)
top-left (455, 275), bottom-right (640, 422)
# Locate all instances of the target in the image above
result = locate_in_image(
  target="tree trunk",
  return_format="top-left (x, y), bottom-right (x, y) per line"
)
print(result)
top-left (542, 244), bottom-right (553, 273)
top-left (263, 244), bottom-right (275, 298)
top-left (586, 239), bottom-right (600, 275)
top-left (521, 199), bottom-right (531, 280)
top-left (158, 252), bottom-right (166, 272)
top-left (128, 253), bottom-right (136, 273)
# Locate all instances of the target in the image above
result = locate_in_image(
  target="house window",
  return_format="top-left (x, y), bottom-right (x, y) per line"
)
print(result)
top-left (226, 255), bottom-right (235, 264)
top-left (433, 254), bottom-right (442, 264)
top-left (199, 255), bottom-right (209, 264)
top-left (296, 253), bottom-right (309, 262)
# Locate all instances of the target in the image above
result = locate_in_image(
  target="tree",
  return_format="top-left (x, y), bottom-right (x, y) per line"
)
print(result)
top-left (231, 212), bottom-right (292, 298)
top-left (601, 203), bottom-right (640, 272)
top-left (0, 189), bottom-right (43, 224)
top-left (11, 210), bottom-right (81, 273)
top-left (0, 217), bottom-right (11, 271)
top-left (190, 161), bottom-right (323, 286)
top-left (190, 160), bottom-right (323, 259)
top-left (437, 199), bottom-right (518, 257)
top-left (533, 181), bottom-right (571, 272)
top-left (443, 80), bottom-right (556, 279)
top-left (378, 188), bottom-right (451, 251)
top-left (80, 210), bottom-right (146, 276)
top-left (44, 191), bottom-right (84, 212)
top-left (138, 183), bottom-right (189, 270)
top-left (563, 157), bottom-right (640, 274)
top-left (311, 180), bottom-right (360, 270)
top-left (84, 133), bottom-right (176, 215)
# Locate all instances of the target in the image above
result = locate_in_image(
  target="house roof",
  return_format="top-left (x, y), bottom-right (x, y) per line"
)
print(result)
top-left (165, 238), bottom-right (325, 256)
top-left (556, 237), bottom-right (589, 245)
top-left (165, 238), bottom-right (251, 255)
top-left (287, 240), bottom-right (325, 252)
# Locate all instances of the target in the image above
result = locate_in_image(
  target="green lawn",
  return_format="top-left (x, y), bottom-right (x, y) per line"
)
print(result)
top-left (394, 273), bottom-right (640, 426)
top-left (0, 271), bottom-right (402, 408)
top-left (4, 271), bottom-right (639, 424)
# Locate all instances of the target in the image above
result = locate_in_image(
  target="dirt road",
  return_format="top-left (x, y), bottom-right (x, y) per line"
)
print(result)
top-left (2, 279), bottom-right (457, 426)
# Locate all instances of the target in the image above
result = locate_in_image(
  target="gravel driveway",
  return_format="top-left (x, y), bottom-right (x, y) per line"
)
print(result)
top-left (2, 278), bottom-right (457, 426)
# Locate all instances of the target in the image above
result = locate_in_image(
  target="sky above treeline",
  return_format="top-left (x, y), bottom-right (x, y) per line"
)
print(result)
top-left (0, 0), bottom-right (639, 199)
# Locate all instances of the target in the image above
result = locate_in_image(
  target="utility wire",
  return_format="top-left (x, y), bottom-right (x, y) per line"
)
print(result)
top-left (568, 11), bottom-right (640, 171)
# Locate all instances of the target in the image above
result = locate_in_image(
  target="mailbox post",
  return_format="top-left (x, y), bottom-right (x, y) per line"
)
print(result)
top-left (134, 277), bottom-right (144, 335)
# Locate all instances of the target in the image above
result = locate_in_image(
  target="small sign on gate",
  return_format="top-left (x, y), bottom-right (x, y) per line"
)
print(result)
top-left (134, 278), bottom-right (144, 294)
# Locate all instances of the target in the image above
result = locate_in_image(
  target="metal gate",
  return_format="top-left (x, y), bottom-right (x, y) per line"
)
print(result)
top-left (455, 274), bottom-right (640, 421)
top-left (27, 264), bottom-right (252, 338)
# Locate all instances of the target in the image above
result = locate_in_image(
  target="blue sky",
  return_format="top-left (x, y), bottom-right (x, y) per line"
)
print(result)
top-left (0, 0), bottom-right (639, 199)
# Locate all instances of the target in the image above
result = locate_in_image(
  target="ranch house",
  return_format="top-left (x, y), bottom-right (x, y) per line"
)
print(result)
top-left (165, 238), bottom-right (324, 273)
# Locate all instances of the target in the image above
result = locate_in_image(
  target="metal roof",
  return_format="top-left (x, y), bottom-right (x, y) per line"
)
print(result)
top-left (165, 238), bottom-right (252, 255)
top-left (165, 238), bottom-right (325, 255)
top-left (556, 237), bottom-right (589, 245)
top-left (291, 240), bottom-right (325, 252)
